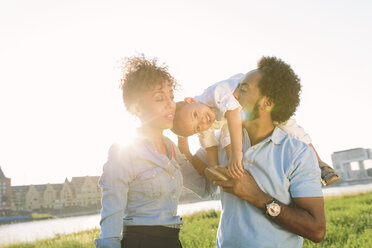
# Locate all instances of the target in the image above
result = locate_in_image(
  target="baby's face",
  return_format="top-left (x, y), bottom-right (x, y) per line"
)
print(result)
top-left (176, 102), bottom-right (216, 136)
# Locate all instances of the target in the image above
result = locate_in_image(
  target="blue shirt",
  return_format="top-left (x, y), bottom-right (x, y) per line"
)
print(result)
top-left (197, 127), bottom-right (323, 248)
top-left (95, 133), bottom-right (213, 248)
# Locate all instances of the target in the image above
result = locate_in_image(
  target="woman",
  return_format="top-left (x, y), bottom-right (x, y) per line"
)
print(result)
top-left (94, 55), bottom-right (211, 248)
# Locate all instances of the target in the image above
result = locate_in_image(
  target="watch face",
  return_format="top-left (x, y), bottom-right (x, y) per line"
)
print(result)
top-left (268, 203), bottom-right (280, 217)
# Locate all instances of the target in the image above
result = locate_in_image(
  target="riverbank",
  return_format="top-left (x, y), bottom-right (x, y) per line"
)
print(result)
top-left (2, 192), bottom-right (372, 248)
top-left (1, 183), bottom-right (372, 246)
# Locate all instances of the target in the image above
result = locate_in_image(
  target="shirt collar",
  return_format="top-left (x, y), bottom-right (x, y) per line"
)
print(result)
top-left (244, 126), bottom-right (287, 147)
top-left (134, 129), bottom-right (178, 167)
top-left (269, 126), bottom-right (287, 145)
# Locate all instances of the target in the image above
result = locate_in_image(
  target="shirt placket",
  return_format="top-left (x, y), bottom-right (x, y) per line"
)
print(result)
top-left (243, 131), bottom-right (272, 167)
top-left (143, 138), bottom-right (182, 215)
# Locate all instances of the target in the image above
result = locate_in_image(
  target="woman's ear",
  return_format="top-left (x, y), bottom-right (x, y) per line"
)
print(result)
top-left (184, 97), bottom-right (196, 103)
top-left (130, 103), bottom-right (142, 116)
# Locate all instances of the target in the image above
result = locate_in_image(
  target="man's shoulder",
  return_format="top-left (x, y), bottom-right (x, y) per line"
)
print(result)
top-left (274, 128), bottom-right (314, 159)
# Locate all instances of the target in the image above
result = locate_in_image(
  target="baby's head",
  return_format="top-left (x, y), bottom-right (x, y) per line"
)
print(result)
top-left (171, 98), bottom-right (216, 137)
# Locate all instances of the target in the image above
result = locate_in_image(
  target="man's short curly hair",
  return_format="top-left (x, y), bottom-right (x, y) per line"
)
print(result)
top-left (257, 56), bottom-right (301, 123)
top-left (120, 54), bottom-right (178, 115)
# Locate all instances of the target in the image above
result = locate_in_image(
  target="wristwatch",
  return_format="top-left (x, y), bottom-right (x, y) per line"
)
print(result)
top-left (265, 199), bottom-right (281, 217)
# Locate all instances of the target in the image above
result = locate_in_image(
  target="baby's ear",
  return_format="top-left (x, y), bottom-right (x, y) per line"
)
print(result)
top-left (184, 97), bottom-right (196, 103)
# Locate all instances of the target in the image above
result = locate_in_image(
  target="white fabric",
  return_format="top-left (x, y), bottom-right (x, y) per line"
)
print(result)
top-left (198, 120), bottom-right (225, 148)
top-left (278, 119), bottom-right (312, 144)
top-left (195, 73), bottom-right (244, 148)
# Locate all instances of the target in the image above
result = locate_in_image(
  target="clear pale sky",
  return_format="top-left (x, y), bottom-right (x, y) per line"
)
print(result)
top-left (1, 0), bottom-right (372, 186)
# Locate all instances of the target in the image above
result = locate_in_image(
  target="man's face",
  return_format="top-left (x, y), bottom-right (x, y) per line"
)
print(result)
top-left (237, 70), bottom-right (263, 121)
top-left (174, 101), bottom-right (216, 136)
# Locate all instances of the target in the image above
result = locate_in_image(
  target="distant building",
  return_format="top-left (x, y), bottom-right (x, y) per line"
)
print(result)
top-left (11, 185), bottom-right (28, 212)
top-left (0, 166), bottom-right (12, 212)
top-left (11, 176), bottom-right (101, 213)
top-left (70, 176), bottom-right (100, 207)
top-left (59, 178), bottom-right (74, 208)
top-left (332, 148), bottom-right (372, 180)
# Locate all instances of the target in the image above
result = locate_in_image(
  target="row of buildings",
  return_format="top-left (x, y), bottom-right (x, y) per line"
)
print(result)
top-left (0, 167), bottom-right (101, 215)
top-left (0, 167), bottom-right (201, 215)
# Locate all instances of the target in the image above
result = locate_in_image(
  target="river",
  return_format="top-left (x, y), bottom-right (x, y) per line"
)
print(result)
top-left (1, 183), bottom-right (371, 245)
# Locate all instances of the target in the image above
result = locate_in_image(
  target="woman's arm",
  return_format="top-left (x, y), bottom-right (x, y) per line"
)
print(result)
top-left (206, 146), bottom-right (219, 166)
top-left (177, 136), bottom-right (208, 176)
top-left (95, 144), bottom-right (130, 248)
top-left (174, 143), bottom-right (217, 198)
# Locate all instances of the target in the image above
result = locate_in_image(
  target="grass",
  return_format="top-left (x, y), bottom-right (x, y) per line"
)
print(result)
top-left (3, 192), bottom-right (372, 248)
top-left (303, 192), bottom-right (372, 248)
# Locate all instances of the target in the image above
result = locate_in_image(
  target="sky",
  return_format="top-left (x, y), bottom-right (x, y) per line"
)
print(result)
top-left (1, 0), bottom-right (372, 186)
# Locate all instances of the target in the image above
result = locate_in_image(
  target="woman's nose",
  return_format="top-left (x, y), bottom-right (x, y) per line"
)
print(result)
top-left (167, 98), bottom-right (176, 109)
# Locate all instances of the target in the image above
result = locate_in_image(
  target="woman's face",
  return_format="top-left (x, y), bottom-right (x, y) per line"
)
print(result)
top-left (137, 81), bottom-right (176, 131)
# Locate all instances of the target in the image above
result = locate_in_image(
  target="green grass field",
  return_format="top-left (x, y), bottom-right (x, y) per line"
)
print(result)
top-left (3, 192), bottom-right (372, 248)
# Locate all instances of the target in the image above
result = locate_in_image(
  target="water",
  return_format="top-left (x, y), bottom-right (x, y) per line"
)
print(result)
top-left (1, 184), bottom-right (371, 245)
top-left (0, 200), bottom-right (222, 245)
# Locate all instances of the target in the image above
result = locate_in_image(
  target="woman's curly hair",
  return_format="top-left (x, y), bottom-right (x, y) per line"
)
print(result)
top-left (257, 56), bottom-right (302, 123)
top-left (120, 54), bottom-right (178, 115)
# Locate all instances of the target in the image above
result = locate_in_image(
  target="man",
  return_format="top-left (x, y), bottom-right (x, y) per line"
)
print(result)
top-left (198, 56), bottom-right (326, 247)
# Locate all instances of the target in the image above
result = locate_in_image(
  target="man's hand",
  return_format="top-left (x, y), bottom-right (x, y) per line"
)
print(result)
top-left (212, 167), bottom-right (271, 209)
top-left (212, 167), bottom-right (326, 243)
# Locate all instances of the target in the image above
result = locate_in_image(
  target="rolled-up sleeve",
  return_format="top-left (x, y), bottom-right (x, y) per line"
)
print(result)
top-left (198, 128), bottom-right (219, 148)
top-left (216, 87), bottom-right (242, 118)
top-left (289, 146), bottom-right (323, 198)
top-left (95, 144), bottom-right (132, 248)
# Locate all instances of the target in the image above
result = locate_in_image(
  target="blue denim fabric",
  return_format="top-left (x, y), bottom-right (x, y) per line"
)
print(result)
top-left (95, 133), bottom-right (212, 248)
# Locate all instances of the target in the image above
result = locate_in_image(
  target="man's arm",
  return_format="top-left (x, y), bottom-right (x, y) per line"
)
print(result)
top-left (211, 167), bottom-right (326, 243)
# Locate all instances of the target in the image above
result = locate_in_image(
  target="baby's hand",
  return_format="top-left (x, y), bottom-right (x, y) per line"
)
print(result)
top-left (228, 152), bottom-right (244, 178)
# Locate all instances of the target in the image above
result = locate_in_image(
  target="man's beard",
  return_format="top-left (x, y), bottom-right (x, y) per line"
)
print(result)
top-left (241, 99), bottom-right (260, 121)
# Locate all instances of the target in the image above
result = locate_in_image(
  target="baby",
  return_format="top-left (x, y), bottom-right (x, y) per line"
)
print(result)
top-left (172, 73), bottom-right (340, 185)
